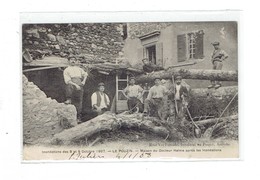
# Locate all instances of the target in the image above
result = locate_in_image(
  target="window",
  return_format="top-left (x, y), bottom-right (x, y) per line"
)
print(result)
top-left (146, 45), bottom-right (156, 64)
top-left (188, 33), bottom-right (196, 59)
top-left (137, 31), bottom-right (164, 66)
top-left (177, 30), bottom-right (204, 62)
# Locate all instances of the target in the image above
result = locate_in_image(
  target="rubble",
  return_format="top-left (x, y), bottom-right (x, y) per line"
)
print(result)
top-left (23, 75), bottom-right (77, 145)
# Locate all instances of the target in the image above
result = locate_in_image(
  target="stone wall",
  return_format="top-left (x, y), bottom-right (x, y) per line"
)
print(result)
top-left (22, 23), bottom-right (125, 63)
top-left (127, 22), bottom-right (172, 39)
top-left (23, 75), bottom-right (77, 145)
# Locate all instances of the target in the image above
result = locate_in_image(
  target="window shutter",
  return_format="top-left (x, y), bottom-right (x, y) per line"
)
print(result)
top-left (177, 34), bottom-right (187, 62)
top-left (194, 30), bottom-right (204, 59)
top-left (156, 42), bottom-right (163, 66)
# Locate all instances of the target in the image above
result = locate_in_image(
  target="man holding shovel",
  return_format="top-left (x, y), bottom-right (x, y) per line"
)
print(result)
top-left (170, 74), bottom-right (190, 121)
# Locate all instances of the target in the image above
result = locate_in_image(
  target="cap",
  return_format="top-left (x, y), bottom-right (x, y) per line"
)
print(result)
top-left (98, 82), bottom-right (105, 87)
top-left (211, 41), bottom-right (220, 46)
top-left (142, 58), bottom-right (149, 62)
top-left (174, 74), bottom-right (182, 80)
top-left (129, 76), bottom-right (136, 80)
top-left (68, 55), bottom-right (76, 60)
top-left (154, 77), bottom-right (161, 81)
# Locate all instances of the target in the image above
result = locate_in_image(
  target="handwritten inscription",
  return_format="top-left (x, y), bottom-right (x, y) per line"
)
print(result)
top-left (116, 152), bottom-right (152, 159)
top-left (69, 150), bottom-right (105, 160)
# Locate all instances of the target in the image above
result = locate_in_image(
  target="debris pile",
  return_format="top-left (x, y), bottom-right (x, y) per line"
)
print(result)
top-left (23, 75), bottom-right (77, 145)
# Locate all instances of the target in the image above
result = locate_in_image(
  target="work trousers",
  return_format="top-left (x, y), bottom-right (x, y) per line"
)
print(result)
top-left (92, 107), bottom-right (108, 116)
top-left (127, 97), bottom-right (144, 113)
top-left (66, 83), bottom-right (84, 118)
top-left (211, 60), bottom-right (223, 85)
top-left (144, 98), bottom-right (164, 119)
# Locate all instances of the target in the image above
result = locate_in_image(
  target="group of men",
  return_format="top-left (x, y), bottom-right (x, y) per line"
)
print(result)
top-left (122, 74), bottom-right (189, 121)
top-left (122, 41), bottom-right (229, 120)
top-left (63, 41), bottom-right (228, 123)
top-left (63, 56), bottom-right (110, 123)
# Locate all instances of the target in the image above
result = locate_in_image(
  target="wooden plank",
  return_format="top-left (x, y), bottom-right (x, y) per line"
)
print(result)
top-left (23, 66), bottom-right (66, 72)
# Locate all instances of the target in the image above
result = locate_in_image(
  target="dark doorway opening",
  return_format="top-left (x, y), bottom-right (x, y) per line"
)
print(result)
top-left (146, 45), bottom-right (156, 64)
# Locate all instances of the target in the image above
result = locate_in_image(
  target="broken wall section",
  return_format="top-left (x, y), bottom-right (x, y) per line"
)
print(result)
top-left (23, 75), bottom-right (77, 145)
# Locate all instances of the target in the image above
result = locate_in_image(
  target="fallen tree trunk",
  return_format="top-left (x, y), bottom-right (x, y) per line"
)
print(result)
top-left (195, 115), bottom-right (238, 126)
top-left (51, 113), bottom-right (170, 145)
top-left (136, 68), bottom-right (238, 82)
top-left (201, 114), bottom-right (238, 139)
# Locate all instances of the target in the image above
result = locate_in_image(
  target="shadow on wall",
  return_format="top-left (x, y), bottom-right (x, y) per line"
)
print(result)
top-left (23, 68), bottom-right (116, 121)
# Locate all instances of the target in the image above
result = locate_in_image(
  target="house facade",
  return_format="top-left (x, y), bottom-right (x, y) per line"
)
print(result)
top-left (123, 22), bottom-right (238, 87)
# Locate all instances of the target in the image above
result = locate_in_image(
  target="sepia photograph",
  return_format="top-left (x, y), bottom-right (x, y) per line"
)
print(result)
top-left (22, 20), bottom-right (238, 160)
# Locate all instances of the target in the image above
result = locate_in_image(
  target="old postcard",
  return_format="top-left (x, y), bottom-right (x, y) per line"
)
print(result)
top-left (22, 12), bottom-right (239, 161)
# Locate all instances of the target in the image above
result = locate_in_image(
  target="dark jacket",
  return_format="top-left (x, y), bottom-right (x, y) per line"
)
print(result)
top-left (168, 84), bottom-right (189, 101)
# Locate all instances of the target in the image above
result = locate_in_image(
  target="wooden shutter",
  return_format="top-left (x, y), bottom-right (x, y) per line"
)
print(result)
top-left (194, 30), bottom-right (204, 59)
top-left (156, 42), bottom-right (163, 66)
top-left (177, 34), bottom-right (187, 62)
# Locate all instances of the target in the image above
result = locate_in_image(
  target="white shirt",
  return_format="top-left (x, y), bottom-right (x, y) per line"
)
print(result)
top-left (91, 92), bottom-right (110, 109)
top-left (123, 84), bottom-right (143, 98)
top-left (63, 66), bottom-right (88, 84)
top-left (175, 84), bottom-right (181, 100)
top-left (147, 85), bottom-right (168, 100)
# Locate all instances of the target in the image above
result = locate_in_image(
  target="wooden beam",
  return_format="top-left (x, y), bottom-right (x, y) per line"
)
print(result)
top-left (23, 65), bottom-right (67, 72)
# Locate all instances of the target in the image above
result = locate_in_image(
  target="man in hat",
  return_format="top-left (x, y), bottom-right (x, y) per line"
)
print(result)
top-left (169, 74), bottom-right (190, 119)
top-left (63, 56), bottom-right (88, 122)
top-left (142, 58), bottom-right (164, 73)
top-left (91, 82), bottom-right (110, 116)
top-left (208, 42), bottom-right (229, 89)
top-left (143, 78), bottom-right (168, 120)
top-left (123, 77), bottom-right (144, 113)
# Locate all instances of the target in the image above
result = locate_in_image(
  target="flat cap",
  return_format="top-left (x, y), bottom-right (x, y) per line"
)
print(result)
top-left (129, 76), bottom-right (136, 80)
top-left (211, 41), bottom-right (220, 46)
top-left (98, 82), bottom-right (105, 87)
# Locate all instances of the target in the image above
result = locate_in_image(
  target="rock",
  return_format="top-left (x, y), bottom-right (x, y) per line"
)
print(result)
top-left (38, 27), bottom-right (47, 33)
top-left (118, 51), bottom-right (124, 57)
top-left (68, 48), bottom-right (74, 54)
top-left (91, 43), bottom-right (97, 49)
top-left (103, 40), bottom-right (108, 45)
top-left (26, 29), bottom-right (40, 39)
top-left (76, 37), bottom-right (81, 42)
top-left (34, 41), bottom-right (39, 45)
top-left (56, 35), bottom-right (67, 45)
top-left (71, 33), bottom-right (78, 36)
top-left (47, 34), bottom-right (56, 41)
top-left (54, 45), bottom-right (60, 50)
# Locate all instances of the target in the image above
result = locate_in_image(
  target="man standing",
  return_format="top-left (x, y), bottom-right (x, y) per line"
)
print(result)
top-left (142, 58), bottom-right (164, 73)
top-left (170, 74), bottom-right (189, 119)
top-left (143, 78), bottom-right (168, 120)
top-left (208, 42), bottom-right (229, 89)
top-left (63, 56), bottom-right (88, 123)
top-left (123, 77), bottom-right (144, 113)
top-left (91, 82), bottom-right (110, 116)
